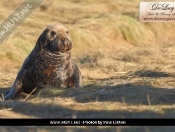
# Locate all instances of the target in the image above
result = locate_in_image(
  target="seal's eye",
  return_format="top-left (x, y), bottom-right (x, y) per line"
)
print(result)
top-left (66, 31), bottom-right (69, 35)
top-left (51, 31), bottom-right (56, 36)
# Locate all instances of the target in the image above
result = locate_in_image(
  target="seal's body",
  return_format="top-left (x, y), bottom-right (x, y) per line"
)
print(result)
top-left (4, 25), bottom-right (82, 100)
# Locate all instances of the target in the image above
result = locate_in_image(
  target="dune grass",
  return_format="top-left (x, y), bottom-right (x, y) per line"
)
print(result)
top-left (0, 0), bottom-right (175, 64)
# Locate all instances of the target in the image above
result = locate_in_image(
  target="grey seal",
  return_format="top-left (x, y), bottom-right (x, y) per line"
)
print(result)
top-left (4, 24), bottom-right (82, 100)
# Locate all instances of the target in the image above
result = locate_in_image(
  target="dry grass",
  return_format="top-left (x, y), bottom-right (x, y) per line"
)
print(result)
top-left (1, 0), bottom-right (175, 132)
top-left (1, 0), bottom-right (175, 63)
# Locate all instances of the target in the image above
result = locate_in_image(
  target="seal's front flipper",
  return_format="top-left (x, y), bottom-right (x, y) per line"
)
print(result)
top-left (4, 80), bottom-right (23, 100)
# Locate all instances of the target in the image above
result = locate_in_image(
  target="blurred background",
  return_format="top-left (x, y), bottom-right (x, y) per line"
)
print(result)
top-left (0, 0), bottom-right (175, 69)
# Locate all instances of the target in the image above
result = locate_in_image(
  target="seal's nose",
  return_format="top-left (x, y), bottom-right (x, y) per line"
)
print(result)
top-left (61, 38), bottom-right (72, 50)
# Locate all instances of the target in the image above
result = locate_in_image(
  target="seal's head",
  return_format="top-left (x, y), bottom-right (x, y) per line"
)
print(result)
top-left (37, 24), bottom-right (72, 52)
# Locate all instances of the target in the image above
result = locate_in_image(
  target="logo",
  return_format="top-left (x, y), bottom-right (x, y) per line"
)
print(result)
top-left (140, 2), bottom-right (175, 22)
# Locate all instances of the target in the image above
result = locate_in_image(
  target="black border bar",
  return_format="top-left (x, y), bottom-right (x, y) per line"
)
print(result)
top-left (0, 119), bottom-right (175, 126)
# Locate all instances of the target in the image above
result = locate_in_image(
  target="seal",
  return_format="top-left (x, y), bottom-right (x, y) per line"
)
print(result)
top-left (4, 24), bottom-right (82, 100)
